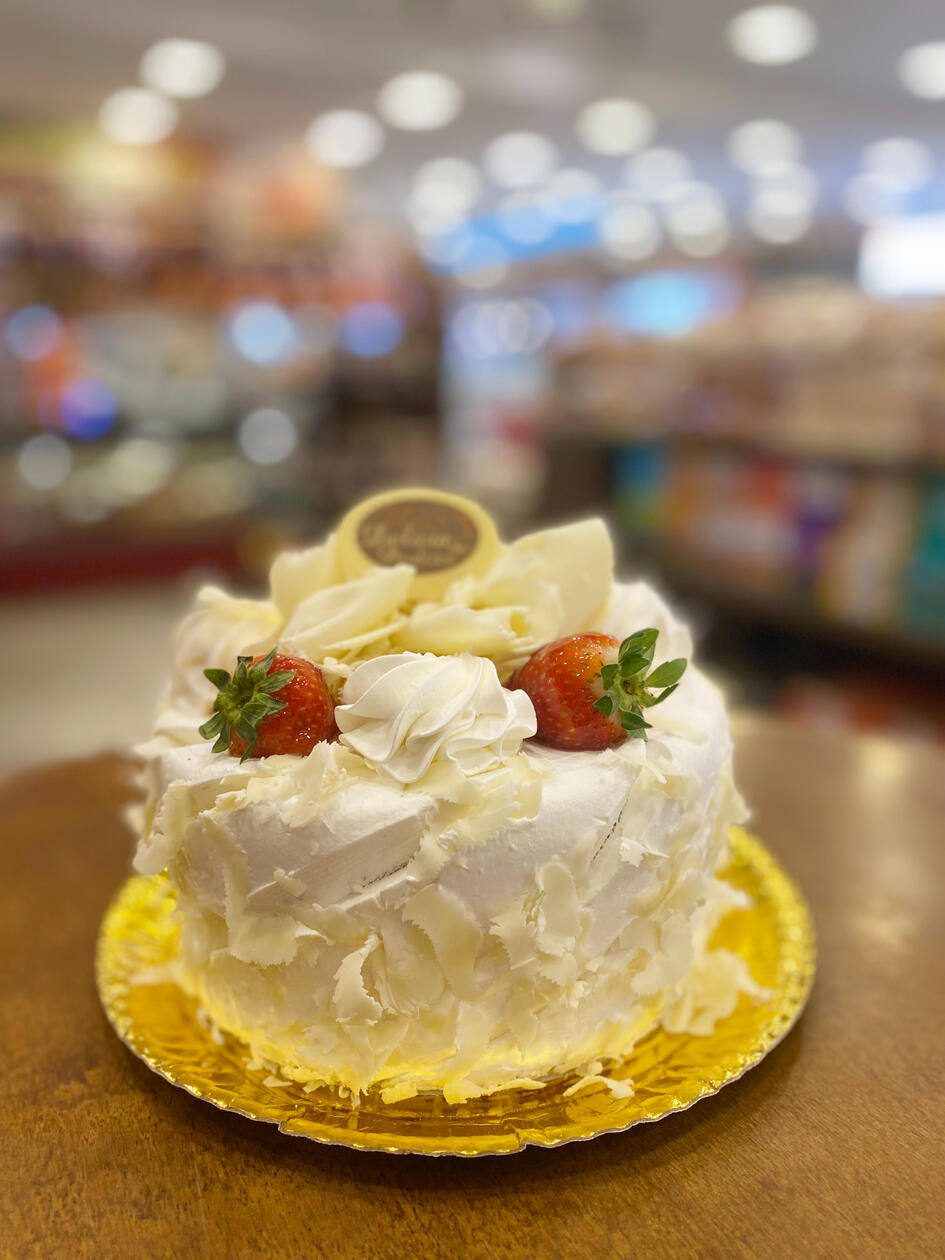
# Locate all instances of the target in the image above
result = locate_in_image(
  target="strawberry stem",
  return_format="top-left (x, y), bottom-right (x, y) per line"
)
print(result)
top-left (198, 647), bottom-right (295, 762)
top-left (593, 628), bottom-right (687, 741)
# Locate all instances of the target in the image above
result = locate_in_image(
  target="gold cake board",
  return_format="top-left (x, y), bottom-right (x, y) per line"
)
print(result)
top-left (95, 828), bottom-right (815, 1156)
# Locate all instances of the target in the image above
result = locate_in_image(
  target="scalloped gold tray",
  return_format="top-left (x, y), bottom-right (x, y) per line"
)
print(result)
top-left (96, 828), bottom-right (814, 1156)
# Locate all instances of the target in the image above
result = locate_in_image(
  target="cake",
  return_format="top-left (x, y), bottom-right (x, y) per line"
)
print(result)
top-left (134, 489), bottom-right (763, 1104)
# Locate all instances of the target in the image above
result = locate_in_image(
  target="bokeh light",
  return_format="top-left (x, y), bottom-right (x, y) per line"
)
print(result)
top-left (575, 98), bottom-right (654, 157)
top-left (105, 439), bottom-right (178, 497)
top-left (748, 186), bottom-right (814, 243)
top-left (5, 306), bottom-right (63, 361)
top-left (451, 298), bottom-right (555, 358)
top-left (665, 190), bottom-right (731, 258)
top-left (338, 302), bottom-right (405, 358)
top-left (98, 88), bottom-right (178, 146)
top-left (498, 191), bottom-right (555, 244)
top-left (227, 301), bottom-right (298, 365)
top-left (237, 408), bottom-right (299, 465)
top-left (862, 139), bottom-right (933, 193)
top-left (626, 148), bottom-right (691, 200)
top-left (60, 380), bottom-right (118, 440)
top-left (483, 132), bottom-right (558, 189)
top-left (543, 169), bottom-right (602, 223)
top-left (602, 270), bottom-right (738, 337)
top-left (377, 71), bottom-right (463, 131)
top-left (453, 237), bottom-right (510, 289)
top-left (453, 236), bottom-right (511, 288)
top-left (416, 223), bottom-right (477, 267)
top-left (727, 6), bottom-right (818, 66)
top-left (755, 164), bottom-right (818, 203)
top-left (728, 120), bottom-right (803, 174)
top-left (305, 110), bottom-right (384, 168)
top-left (139, 39), bottom-right (225, 99)
top-left (844, 173), bottom-right (903, 225)
top-left (599, 198), bottom-right (661, 261)
top-left (16, 434), bottom-right (72, 490)
top-left (408, 158), bottom-right (481, 232)
top-left (898, 42), bottom-right (945, 100)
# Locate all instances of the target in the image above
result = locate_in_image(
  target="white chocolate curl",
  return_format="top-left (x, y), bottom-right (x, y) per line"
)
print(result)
top-left (335, 652), bottom-right (537, 784)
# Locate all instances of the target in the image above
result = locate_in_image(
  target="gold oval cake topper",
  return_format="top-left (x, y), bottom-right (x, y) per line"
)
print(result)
top-left (357, 499), bottom-right (478, 573)
top-left (335, 488), bottom-right (501, 599)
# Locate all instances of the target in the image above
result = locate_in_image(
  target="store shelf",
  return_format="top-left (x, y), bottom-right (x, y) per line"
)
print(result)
top-left (546, 425), bottom-right (945, 477)
top-left (624, 534), bottom-right (945, 671)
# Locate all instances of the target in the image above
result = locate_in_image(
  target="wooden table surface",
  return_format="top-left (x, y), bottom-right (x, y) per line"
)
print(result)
top-left (2, 715), bottom-right (944, 1260)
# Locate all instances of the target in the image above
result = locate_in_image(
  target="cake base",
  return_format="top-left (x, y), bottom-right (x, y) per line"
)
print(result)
top-left (96, 828), bottom-right (815, 1156)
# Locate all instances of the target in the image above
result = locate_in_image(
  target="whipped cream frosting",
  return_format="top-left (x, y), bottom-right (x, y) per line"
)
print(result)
top-left (134, 503), bottom-right (761, 1103)
top-left (335, 652), bottom-right (536, 784)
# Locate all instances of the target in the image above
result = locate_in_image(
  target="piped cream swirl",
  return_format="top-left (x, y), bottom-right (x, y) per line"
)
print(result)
top-left (335, 652), bottom-right (536, 784)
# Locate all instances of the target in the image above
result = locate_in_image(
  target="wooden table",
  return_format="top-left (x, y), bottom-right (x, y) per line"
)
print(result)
top-left (2, 717), bottom-right (943, 1260)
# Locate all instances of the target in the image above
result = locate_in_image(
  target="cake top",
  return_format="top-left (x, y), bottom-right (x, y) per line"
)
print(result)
top-left (145, 488), bottom-right (698, 795)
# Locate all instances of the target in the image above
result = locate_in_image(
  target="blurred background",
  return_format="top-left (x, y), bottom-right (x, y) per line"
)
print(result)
top-left (3, 0), bottom-right (945, 773)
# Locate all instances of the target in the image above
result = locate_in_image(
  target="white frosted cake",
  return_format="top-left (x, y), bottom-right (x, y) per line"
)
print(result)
top-left (134, 489), bottom-right (762, 1104)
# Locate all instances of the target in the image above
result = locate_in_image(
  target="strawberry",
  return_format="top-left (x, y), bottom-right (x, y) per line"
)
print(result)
top-left (199, 647), bottom-right (337, 761)
top-left (511, 628), bottom-right (687, 751)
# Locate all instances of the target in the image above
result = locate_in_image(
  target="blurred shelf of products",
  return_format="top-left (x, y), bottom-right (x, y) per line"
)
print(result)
top-left (526, 279), bottom-right (945, 741)
top-left (4, 95), bottom-right (945, 749)
top-left (0, 134), bottom-right (443, 592)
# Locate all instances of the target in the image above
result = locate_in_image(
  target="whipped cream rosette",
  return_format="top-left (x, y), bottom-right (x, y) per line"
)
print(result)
top-left (335, 652), bottom-right (536, 783)
top-left (133, 490), bottom-right (765, 1104)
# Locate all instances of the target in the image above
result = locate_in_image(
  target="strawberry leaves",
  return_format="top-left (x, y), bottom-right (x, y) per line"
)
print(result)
top-left (198, 647), bottom-right (295, 762)
top-left (592, 627), bottom-right (687, 742)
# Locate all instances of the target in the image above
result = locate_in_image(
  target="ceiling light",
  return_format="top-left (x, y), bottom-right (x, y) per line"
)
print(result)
top-left (728, 119), bottom-right (802, 174)
top-left (98, 88), bottom-right (178, 146)
top-left (483, 132), bottom-right (558, 189)
top-left (305, 110), bottom-right (384, 169)
top-left (544, 168), bottom-right (602, 223)
top-left (626, 148), bottom-right (690, 200)
top-left (599, 200), bottom-right (661, 260)
top-left (411, 158), bottom-right (481, 215)
top-left (408, 159), bottom-right (480, 234)
top-left (899, 43), bottom-right (945, 100)
top-left (666, 192), bottom-right (730, 257)
top-left (575, 98), bottom-right (654, 156)
top-left (748, 186), bottom-right (813, 243)
top-left (862, 139), bottom-right (933, 193)
top-left (727, 6), bottom-right (817, 66)
top-left (139, 39), bottom-right (224, 99)
top-left (377, 71), bottom-right (463, 131)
